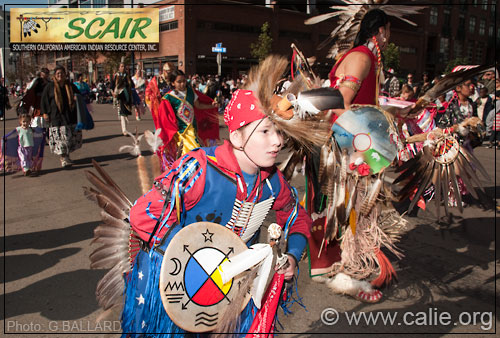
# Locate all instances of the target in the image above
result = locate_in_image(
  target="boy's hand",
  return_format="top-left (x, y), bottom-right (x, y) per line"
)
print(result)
top-left (275, 255), bottom-right (296, 281)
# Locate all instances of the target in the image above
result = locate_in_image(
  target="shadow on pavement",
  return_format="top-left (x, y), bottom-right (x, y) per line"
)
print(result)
top-left (2, 269), bottom-right (106, 320)
top-left (37, 163), bottom-right (97, 175)
top-left (83, 134), bottom-right (124, 144)
top-left (1, 248), bottom-right (81, 283)
top-left (1, 221), bottom-right (98, 253)
top-left (291, 207), bottom-right (496, 336)
top-left (72, 153), bottom-right (134, 165)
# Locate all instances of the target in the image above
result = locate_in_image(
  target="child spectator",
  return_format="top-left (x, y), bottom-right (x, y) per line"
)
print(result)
top-left (397, 84), bottom-right (416, 102)
top-left (16, 113), bottom-right (34, 176)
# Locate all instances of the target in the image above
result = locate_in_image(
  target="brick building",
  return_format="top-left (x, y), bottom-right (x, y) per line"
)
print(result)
top-left (136, 0), bottom-right (498, 80)
top-left (391, 1), bottom-right (499, 78)
top-left (6, 1), bottom-right (499, 83)
top-left (135, 0), bottom-right (336, 79)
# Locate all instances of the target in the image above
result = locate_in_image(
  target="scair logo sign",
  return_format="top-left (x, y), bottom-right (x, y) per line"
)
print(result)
top-left (10, 8), bottom-right (159, 52)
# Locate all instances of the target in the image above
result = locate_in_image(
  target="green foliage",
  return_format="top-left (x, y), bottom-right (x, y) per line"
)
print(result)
top-left (444, 57), bottom-right (470, 75)
top-left (250, 22), bottom-right (273, 62)
top-left (382, 43), bottom-right (400, 74)
top-left (102, 52), bottom-right (131, 76)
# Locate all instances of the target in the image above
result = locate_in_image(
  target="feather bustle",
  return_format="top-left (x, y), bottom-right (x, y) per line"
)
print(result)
top-left (85, 170), bottom-right (130, 211)
top-left (407, 161), bottom-right (435, 213)
top-left (91, 159), bottom-right (132, 207)
top-left (447, 164), bottom-right (463, 213)
top-left (441, 165), bottom-right (450, 217)
top-left (453, 160), bottom-right (478, 200)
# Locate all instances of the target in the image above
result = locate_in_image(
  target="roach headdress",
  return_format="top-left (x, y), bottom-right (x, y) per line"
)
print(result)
top-left (305, 0), bottom-right (425, 59)
top-left (226, 55), bottom-right (331, 149)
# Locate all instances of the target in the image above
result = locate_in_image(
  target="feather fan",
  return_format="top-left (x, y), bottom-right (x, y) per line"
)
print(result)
top-left (394, 135), bottom-right (490, 219)
top-left (84, 160), bottom-right (136, 321)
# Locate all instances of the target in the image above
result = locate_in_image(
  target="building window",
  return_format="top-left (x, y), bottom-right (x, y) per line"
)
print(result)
top-left (159, 20), bottom-right (178, 32)
top-left (439, 37), bottom-right (449, 63)
top-left (481, 0), bottom-right (488, 10)
top-left (457, 14), bottom-right (465, 38)
top-left (489, 25), bottom-right (494, 37)
top-left (443, 9), bottom-right (451, 27)
top-left (80, 0), bottom-right (91, 8)
top-left (467, 42), bottom-right (474, 63)
top-left (93, 0), bottom-right (105, 7)
top-left (159, 6), bottom-right (175, 22)
top-left (429, 7), bottom-right (438, 25)
top-left (454, 40), bottom-right (463, 58)
top-left (469, 16), bottom-right (476, 33)
top-left (479, 19), bottom-right (485, 35)
top-left (476, 43), bottom-right (483, 63)
top-left (399, 46), bottom-right (417, 54)
top-left (472, 0), bottom-right (478, 6)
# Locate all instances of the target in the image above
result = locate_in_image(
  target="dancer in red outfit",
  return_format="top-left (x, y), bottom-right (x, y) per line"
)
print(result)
top-left (329, 9), bottom-right (390, 117)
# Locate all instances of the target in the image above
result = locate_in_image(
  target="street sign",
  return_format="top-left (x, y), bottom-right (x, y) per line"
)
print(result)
top-left (211, 42), bottom-right (226, 53)
top-left (211, 47), bottom-right (227, 53)
top-left (212, 42), bottom-right (226, 76)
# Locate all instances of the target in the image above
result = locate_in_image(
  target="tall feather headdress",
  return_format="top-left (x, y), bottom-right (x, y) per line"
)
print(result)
top-left (305, 0), bottom-right (426, 59)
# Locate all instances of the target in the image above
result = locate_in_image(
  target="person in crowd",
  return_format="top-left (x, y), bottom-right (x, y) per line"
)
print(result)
top-left (0, 78), bottom-right (11, 121)
top-left (74, 73), bottom-right (92, 113)
top-left (110, 61), bottom-right (135, 135)
top-left (16, 113), bottom-right (34, 176)
top-left (197, 76), bottom-right (207, 93)
top-left (41, 65), bottom-right (82, 168)
top-left (397, 84), bottom-right (417, 102)
top-left (485, 80), bottom-right (500, 148)
top-left (436, 80), bottom-right (478, 150)
top-left (416, 71), bottom-right (432, 97)
top-left (205, 75), bottom-right (219, 99)
top-left (383, 68), bottom-right (400, 97)
top-left (132, 64), bottom-right (147, 121)
top-left (156, 69), bottom-right (218, 169)
top-left (479, 70), bottom-right (496, 96)
top-left (406, 72), bottom-right (416, 90)
top-left (475, 87), bottom-right (494, 124)
top-left (145, 62), bottom-right (174, 128)
top-left (17, 68), bottom-right (50, 127)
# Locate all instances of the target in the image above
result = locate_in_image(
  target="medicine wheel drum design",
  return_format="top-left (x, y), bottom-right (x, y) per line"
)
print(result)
top-left (159, 222), bottom-right (250, 332)
top-left (332, 105), bottom-right (398, 174)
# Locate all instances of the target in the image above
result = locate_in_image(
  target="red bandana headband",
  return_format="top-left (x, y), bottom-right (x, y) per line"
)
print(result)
top-left (224, 89), bottom-right (266, 133)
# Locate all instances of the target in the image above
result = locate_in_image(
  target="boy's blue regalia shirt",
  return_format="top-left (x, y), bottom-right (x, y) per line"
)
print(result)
top-left (123, 141), bottom-right (311, 335)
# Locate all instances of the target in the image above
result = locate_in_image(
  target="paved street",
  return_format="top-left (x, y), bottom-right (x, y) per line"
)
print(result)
top-left (1, 102), bottom-right (498, 337)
